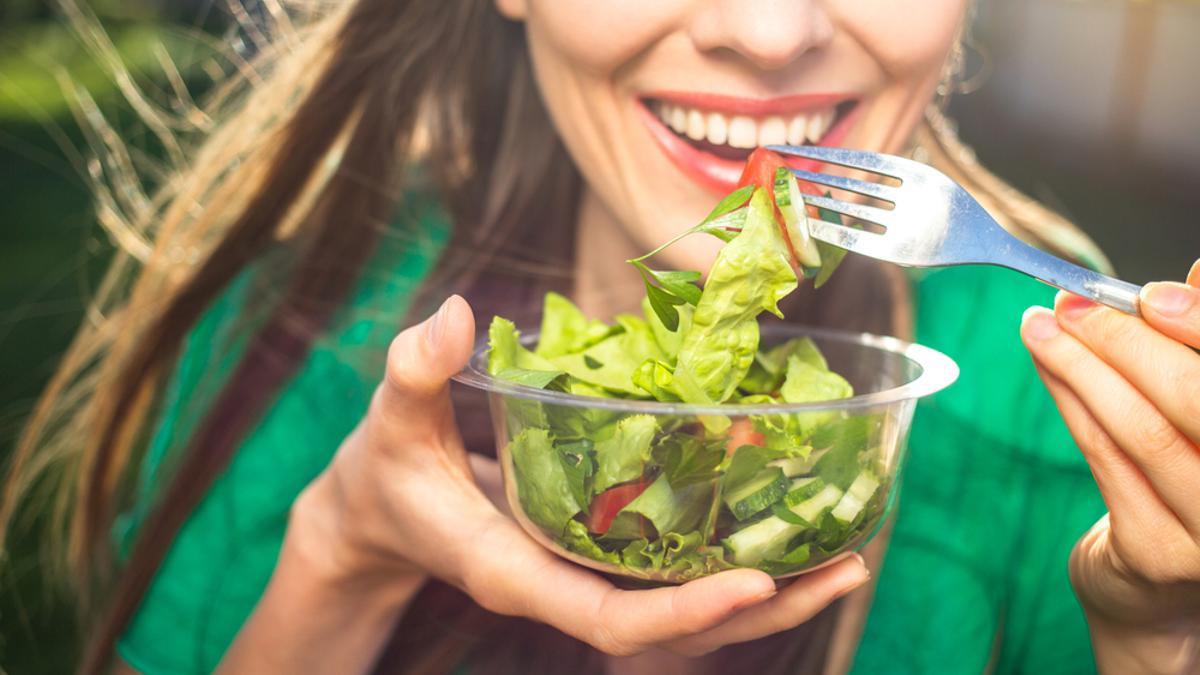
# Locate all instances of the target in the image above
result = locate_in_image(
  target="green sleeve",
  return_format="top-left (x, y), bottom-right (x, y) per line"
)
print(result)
top-left (116, 195), bottom-right (449, 674)
top-left (851, 266), bottom-right (1106, 674)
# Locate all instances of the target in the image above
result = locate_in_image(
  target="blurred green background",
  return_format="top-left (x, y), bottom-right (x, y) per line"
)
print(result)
top-left (1, 1), bottom-right (1197, 672)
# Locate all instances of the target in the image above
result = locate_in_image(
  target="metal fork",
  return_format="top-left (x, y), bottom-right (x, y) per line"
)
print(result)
top-left (767, 144), bottom-right (1142, 315)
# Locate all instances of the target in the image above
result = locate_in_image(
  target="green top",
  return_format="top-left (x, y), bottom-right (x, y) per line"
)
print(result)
top-left (116, 195), bottom-right (1104, 674)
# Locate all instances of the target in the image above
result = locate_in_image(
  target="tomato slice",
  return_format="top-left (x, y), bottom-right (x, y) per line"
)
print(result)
top-left (586, 480), bottom-right (649, 534)
top-left (735, 149), bottom-right (802, 269)
top-left (726, 418), bottom-right (766, 456)
top-left (737, 147), bottom-right (789, 191)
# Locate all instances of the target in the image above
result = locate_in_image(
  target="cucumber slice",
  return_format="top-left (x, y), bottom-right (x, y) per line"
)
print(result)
top-left (773, 168), bottom-right (822, 268)
top-left (789, 484), bottom-right (844, 526)
top-left (723, 515), bottom-right (803, 566)
top-left (783, 476), bottom-right (825, 506)
top-left (768, 448), bottom-right (829, 478)
top-left (724, 467), bottom-right (789, 521)
top-left (831, 472), bottom-right (880, 524)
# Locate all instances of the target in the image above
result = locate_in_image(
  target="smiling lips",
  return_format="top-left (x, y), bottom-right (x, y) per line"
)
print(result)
top-left (639, 91), bottom-right (859, 195)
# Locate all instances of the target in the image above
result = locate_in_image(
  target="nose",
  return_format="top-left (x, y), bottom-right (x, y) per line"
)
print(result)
top-left (687, 0), bottom-right (835, 71)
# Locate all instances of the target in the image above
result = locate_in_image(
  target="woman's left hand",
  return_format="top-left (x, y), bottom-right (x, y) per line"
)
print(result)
top-left (1021, 259), bottom-right (1200, 672)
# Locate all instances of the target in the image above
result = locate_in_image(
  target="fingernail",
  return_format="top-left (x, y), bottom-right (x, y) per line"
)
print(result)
top-left (1187, 259), bottom-right (1200, 287)
top-left (1055, 292), bottom-right (1097, 322)
top-left (1142, 282), bottom-right (1195, 317)
top-left (425, 297), bottom-right (451, 346)
top-left (1021, 307), bottom-right (1060, 341)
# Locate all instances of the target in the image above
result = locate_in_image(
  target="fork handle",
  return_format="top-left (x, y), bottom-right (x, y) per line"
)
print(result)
top-left (998, 238), bottom-right (1142, 315)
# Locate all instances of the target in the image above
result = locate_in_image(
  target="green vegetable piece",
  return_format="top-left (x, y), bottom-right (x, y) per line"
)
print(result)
top-left (592, 414), bottom-right (657, 494)
top-left (723, 514), bottom-right (804, 567)
top-left (494, 367), bottom-right (567, 390)
top-left (535, 292), bottom-right (614, 359)
top-left (632, 359), bottom-right (681, 402)
top-left (550, 314), bottom-right (663, 396)
top-left (621, 538), bottom-right (666, 570)
top-left (557, 439), bottom-right (595, 513)
top-left (642, 297), bottom-right (691, 362)
top-left (724, 467), bottom-right (789, 521)
top-left (509, 428), bottom-right (582, 535)
top-left (830, 471), bottom-right (880, 524)
top-left (701, 184), bottom-right (754, 224)
top-left (783, 476), bottom-right (826, 505)
top-left (776, 354), bottom-right (854, 442)
top-left (662, 531), bottom-right (703, 562)
top-left (811, 415), bottom-right (879, 490)
top-left (605, 473), bottom-right (713, 541)
top-left (673, 188), bottom-right (798, 404)
top-left (759, 543), bottom-right (813, 576)
top-left (789, 484), bottom-right (844, 526)
top-left (813, 203), bottom-right (849, 289)
top-left (562, 520), bottom-right (620, 565)
top-left (488, 316), bottom-right (559, 375)
top-left (768, 453), bottom-right (821, 479)
top-left (654, 434), bottom-right (726, 487)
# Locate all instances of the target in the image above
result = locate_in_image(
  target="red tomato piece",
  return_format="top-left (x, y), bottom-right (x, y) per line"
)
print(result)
top-left (586, 480), bottom-right (649, 534)
top-left (726, 418), bottom-right (766, 456)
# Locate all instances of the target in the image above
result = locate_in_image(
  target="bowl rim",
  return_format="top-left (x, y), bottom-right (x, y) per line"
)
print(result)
top-left (452, 323), bottom-right (959, 415)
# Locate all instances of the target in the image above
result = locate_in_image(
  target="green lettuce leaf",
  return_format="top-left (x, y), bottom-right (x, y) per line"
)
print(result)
top-left (563, 519), bottom-right (620, 564)
top-left (776, 354), bottom-right (854, 442)
top-left (488, 317), bottom-right (559, 374)
top-left (642, 296), bottom-right (692, 364)
top-left (632, 358), bottom-right (681, 402)
top-left (556, 439), bottom-right (595, 513)
top-left (549, 314), bottom-right (664, 396)
top-left (509, 428), bottom-right (581, 535)
top-left (741, 337), bottom-right (829, 394)
top-left (811, 415), bottom-right (879, 490)
top-left (534, 292), bottom-right (615, 358)
top-left (621, 538), bottom-right (666, 570)
top-left (672, 188), bottom-right (798, 404)
top-left (653, 433), bottom-right (726, 487)
top-left (592, 414), bottom-right (657, 494)
top-left (604, 473), bottom-right (713, 541)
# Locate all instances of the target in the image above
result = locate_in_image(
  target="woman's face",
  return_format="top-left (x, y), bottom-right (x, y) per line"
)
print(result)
top-left (497, 0), bottom-right (968, 269)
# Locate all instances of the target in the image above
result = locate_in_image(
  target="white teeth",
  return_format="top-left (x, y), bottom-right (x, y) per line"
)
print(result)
top-left (728, 116), bottom-right (757, 149)
top-left (705, 113), bottom-right (728, 145)
top-left (807, 109), bottom-right (835, 143)
top-left (686, 109), bottom-right (706, 141)
top-left (652, 100), bottom-right (839, 149)
top-left (670, 106), bottom-right (687, 133)
top-left (758, 116), bottom-right (787, 147)
top-left (787, 115), bottom-right (808, 146)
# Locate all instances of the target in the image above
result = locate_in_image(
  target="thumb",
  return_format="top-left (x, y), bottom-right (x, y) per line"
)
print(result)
top-left (379, 294), bottom-right (475, 420)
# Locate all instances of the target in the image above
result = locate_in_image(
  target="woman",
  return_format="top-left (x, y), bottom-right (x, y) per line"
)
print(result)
top-left (5, 0), bottom-right (1198, 673)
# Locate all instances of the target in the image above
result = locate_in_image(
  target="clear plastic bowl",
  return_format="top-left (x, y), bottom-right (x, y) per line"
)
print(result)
top-left (454, 324), bottom-right (958, 584)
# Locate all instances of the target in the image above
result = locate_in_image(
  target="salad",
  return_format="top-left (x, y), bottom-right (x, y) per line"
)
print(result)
top-left (485, 149), bottom-right (887, 581)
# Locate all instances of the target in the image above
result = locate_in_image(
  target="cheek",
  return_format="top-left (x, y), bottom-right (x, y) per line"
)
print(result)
top-left (524, 0), bottom-right (683, 75)
top-left (834, 0), bottom-right (967, 77)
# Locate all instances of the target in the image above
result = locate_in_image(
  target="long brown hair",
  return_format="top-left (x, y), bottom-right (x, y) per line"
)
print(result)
top-left (2, 1), bottom-right (1103, 673)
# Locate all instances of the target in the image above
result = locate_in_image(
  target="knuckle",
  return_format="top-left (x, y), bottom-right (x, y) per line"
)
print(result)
top-left (1137, 413), bottom-right (1185, 466)
top-left (589, 624), bottom-right (639, 657)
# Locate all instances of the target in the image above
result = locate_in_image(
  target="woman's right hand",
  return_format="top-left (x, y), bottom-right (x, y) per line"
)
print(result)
top-left (289, 295), bottom-right (871, 658)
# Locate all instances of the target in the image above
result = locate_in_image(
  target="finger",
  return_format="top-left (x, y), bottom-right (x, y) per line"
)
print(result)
top-left (1139, 280), bottom-right (1200, 348)
top-left (383, 294), bottom-right (475, 399)
top-left (1188, 258), bottom-right (1200, 288)
top-left (1022, 307), bottom-right (1200, 534)
top-left (462, 520), bottom-right (777, 656)
top-left (1028, 357), bottom-right (1176, 540)
top-left (1052, 290), bottom-right (1200, 445)
top-left (664, 555), bottom-right (869, 656)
